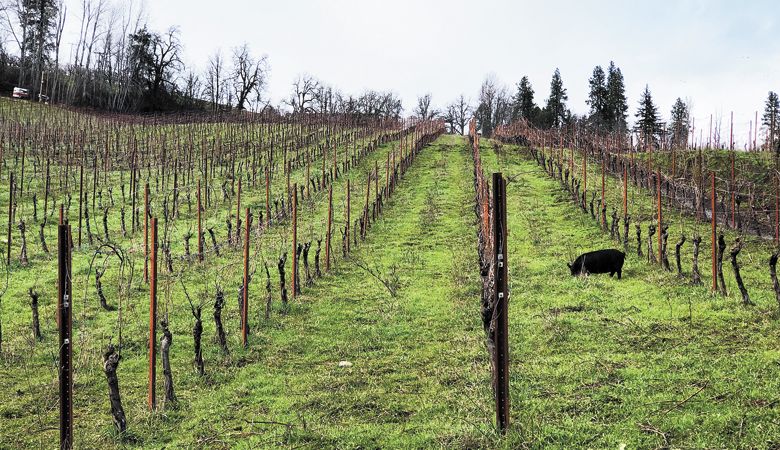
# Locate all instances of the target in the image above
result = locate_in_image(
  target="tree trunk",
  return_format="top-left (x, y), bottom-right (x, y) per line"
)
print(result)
top-left (29, 288), bottom-right (41, 341)
top-left (675, 235), bottom-right (686, 277)
top-left (214, 288), bottom-right (229, 354)
top-left (691, 235), bottom-right (702, 285)
top-left (636, 224), bottom-right (643, 257)
top-left (103, 344), bottom-right (127, 433)
top-left (730, 238), bottom-right (752, 305)
top-left (770, 252), bottom-right (780, 310)
top-left (278, 253), bottom-right (288, 313)
top-left (717, 234), bottom-right (728, 296)
top-left (160, 320), bottom-right (176, 404)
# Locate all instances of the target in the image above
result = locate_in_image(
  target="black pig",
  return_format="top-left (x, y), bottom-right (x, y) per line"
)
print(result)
top-left (568, 249), bottom-right (625, 279)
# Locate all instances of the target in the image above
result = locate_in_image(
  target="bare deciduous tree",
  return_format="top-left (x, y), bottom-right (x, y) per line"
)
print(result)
top-left (231, 43), bottom-right (268, 111)
top-left (287, 74), bottom-right (319, 114)
top-left (444, 94), bottom-right (471, 134)
top-left (413, 93), bottom-right (439, 120)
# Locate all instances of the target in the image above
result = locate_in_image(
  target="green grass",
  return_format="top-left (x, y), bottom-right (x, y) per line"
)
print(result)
top-left (482, 141), bottom-right (780, 448)
top-left (3, 129), bottom-right (780, 448)
top-left (0, 134), bottom-right (497, 448)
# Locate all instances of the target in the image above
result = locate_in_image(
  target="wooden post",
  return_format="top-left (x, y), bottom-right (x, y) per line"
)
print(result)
top-left (58, 223), bottom-right (73, 449)
top-left (148, 217), bottom-right (158, 410)
top-left (242, 207), bottom-right (250, 347)
top-left (711, 172), bottom-right (717, 293)
top-left (326, 185), bottom-right (332, 271)
top-left (492, 173), bottom-right (509, 433)
top-left (291, 184), bottom-right (297, 300)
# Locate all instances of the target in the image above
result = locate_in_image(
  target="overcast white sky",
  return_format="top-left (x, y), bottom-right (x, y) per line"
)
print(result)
top-left (57, 0), bottom-right (779, 145)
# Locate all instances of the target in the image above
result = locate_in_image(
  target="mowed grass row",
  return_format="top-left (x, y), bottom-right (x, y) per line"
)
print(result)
top-left (0, 124), bottom-right (416, 447)
top-left (159, 134), bottom-right (496, 448)
top-left (0, 134), bottom-right (497, 448)
top-left (478, 141), bottom-right (780, 448)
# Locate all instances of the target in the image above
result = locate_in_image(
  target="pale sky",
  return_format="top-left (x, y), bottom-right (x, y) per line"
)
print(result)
top-left (57, 0), bottom-right (779, 145)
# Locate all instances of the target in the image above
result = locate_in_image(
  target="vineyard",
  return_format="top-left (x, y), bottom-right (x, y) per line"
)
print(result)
top-left (2, 98), bottom-right (780, 448)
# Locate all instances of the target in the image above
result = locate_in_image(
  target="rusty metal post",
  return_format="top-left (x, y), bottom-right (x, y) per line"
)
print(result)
top-left (58, 223), bottom-right (73, 449)
top-left (236, 178), bottom-right (242, 244)
top-left (148, 217), bottom-right (158, 410)
top-left (326, 185), bottom-right (332, 271)
top-left (265, 167), bottom-right (271, 228)
top-left (601, 154), bottom-right (606, 227)
top-left (492, 172), bottom-right (509, 433)
top-left (711, 172), bottom-right (717, 293)
top-left (623, 166), bottom-right (628, 219)
top-left (197, 180), bottom-right (203, 262)
top-left (144, 183), bottom-right (149, 283)
top-left (7, 172), bottom-right (12, 266)
top-left (346, 179), bottom-right (350, 254)
top-left (242, 207), bottom-right (250, 347)
top-left (385, 153), bottom-right (390, 195)
top-left (582, 148), bottom-right (587, 196)
top-left (292, 184), bottom-right (297, 300)
top-left (657, 168), bottom-right (662, 263)
top-left (78, 162), bottom-right (83, 247)
top-left (306, 150), bottom-right (311, 199)
top-left (363, 171), bottom-right (370, 238)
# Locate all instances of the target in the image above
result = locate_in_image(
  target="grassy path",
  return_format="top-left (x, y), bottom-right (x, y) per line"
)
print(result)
top-left (156, 134), bottom-right (492, 448)
top-left (1, 135), bottom-right (497, 448)
top-left (480, 143), bottom-right (780, 448)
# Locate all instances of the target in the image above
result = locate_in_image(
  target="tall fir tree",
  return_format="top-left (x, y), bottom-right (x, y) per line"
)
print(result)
top-left (545, 68), bottom-right (568, 129)
top-left (587, 65), bottom-right (608, 128)
top-left (762, 91), bottom-right (780, 152)
top-left (605, 61), bottom-right (628, 132)
top-left (511, 75), bottom-right (537, 123)
top-left (18, 0), bottom-right (59, 96)
top-left (669, 98), bottom-right (689, 149)
top-left (634, 85), bottom-right (662, 149)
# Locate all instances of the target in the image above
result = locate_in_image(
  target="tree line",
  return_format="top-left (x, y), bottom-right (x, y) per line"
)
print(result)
top-left (0, 0), bottom-right (406, 117)
top-left (439, 62), bottom-right (779, 153)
